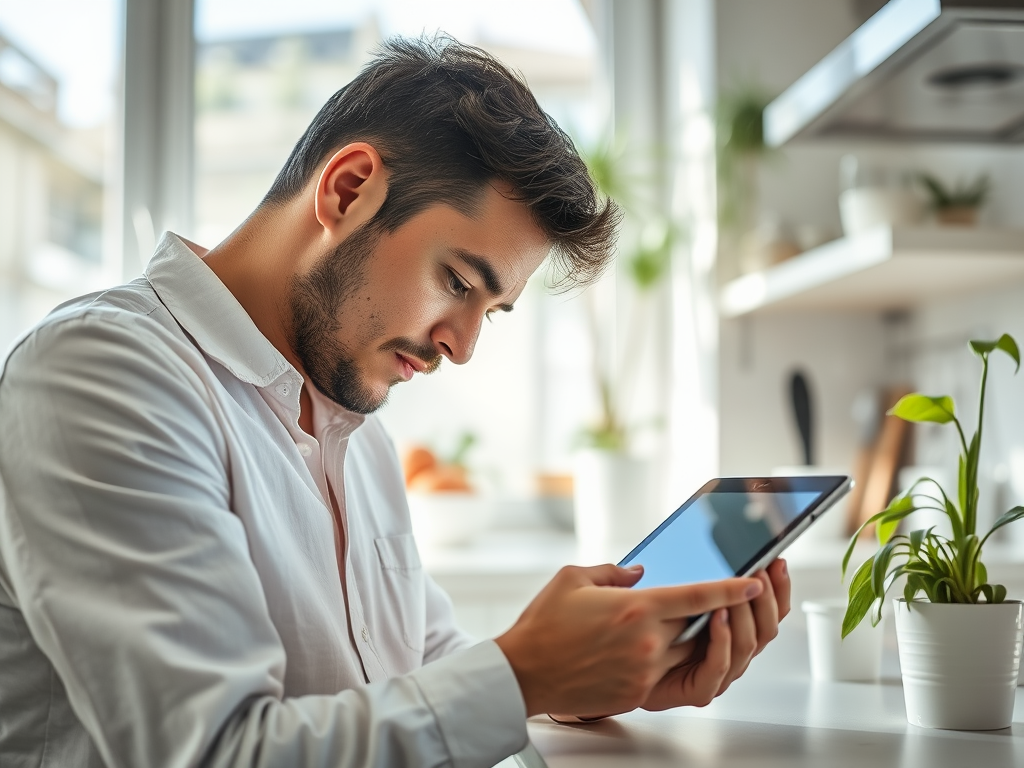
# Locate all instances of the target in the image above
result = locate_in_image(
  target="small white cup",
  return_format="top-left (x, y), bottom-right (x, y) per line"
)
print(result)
top-left (802, 598), bottom-right (884, 682)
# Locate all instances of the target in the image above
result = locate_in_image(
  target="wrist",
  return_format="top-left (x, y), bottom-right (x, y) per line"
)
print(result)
top-left (494, 630), bottom-right (545, 717)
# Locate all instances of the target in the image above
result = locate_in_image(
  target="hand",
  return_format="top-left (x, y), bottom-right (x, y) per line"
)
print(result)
top-left (640, 558), bottom-right (791, 711)
top-left (494, 563), bottom-right (765, 718)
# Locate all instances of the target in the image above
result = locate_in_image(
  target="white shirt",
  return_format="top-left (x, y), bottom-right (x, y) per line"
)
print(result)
top-left (0, 233), bottom-right (528, 768)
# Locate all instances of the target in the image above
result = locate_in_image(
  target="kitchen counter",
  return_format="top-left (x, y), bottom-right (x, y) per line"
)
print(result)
top-left (511, 617), bottom-right (1024, 767)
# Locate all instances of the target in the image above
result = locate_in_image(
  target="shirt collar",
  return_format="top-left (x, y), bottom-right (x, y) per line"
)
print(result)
top-left (145, 233), bottom-right (366, 433)
top-left (145, 232), bottom-right (292, 388)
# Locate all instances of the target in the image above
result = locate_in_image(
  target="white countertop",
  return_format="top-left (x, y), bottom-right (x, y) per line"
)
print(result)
top-left (428, 527), bottom-right (1024, 765)
top-left (517, 617), bottom-right (1024, 767)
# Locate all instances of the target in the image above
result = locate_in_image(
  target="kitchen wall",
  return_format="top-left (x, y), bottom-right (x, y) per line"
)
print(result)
top-left (714, 0), bottom-right (1024, 519)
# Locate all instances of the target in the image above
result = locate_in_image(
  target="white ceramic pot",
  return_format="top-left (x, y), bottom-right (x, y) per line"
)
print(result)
top-left (839, 187), bottom-right (924, 237)
top-left (802, 598), bottom-right (884, 682)
top-left (572, 450), bottom-right (654, 564)
top-left (894, 599), bottom-right (1024, 730)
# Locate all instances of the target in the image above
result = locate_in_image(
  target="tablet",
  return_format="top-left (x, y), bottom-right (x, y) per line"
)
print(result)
top-left (617, 475), bottom-right (852, 643)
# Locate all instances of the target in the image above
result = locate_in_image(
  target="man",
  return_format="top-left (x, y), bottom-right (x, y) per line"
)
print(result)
top-left (0, 37), bottom-right (789, 768)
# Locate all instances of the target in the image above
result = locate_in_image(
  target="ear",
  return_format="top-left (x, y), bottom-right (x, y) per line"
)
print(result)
top-left (313, 142), bottom-right (387, 237)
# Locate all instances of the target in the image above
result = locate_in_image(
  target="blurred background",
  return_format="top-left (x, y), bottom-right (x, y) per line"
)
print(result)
top-left (5, 0), bottom-right (1024, 636)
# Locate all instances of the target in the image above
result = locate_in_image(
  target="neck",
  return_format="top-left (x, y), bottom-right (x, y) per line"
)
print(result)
top-left (203, 204), bottom-right (316, 376)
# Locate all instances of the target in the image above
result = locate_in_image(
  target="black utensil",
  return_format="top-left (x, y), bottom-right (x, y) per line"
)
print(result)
top-left (790, 370), bottom-right (814, 466)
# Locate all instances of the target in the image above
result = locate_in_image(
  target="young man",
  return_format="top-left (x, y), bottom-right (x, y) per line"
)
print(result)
top-left (0, 37), bottom-right (789, 768)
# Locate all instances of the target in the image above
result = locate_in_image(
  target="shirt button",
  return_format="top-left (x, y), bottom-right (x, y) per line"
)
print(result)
top-left (275, 382), bottom-right (291, 397)
top-left (361, 626), bottom-right (369, 642)
top-left (297, 442), bottom-right (313, 457)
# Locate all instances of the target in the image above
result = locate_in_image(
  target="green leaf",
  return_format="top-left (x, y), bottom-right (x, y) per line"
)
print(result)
top-left (970, 334), bottom-right (1021, 372)
top-left (888, 394), bottom-right (956, 424)
top-left (956, 534), bottom-right (981, 592)
top-left (958, 455), bottom-right (968, 528)
top-left (981, 506), bottom-right (1024, 548)
top-left (875, 496), bottom-right (919, 545)
top-left (993, 584), bottom-right (1007, 603)
top-left (943, 494), bottom-right (965, 544)
top-left (908, 527), bottom-right (931, 558)
top-left (877, 516), bottom-right (900, 546)
top-left (842, 577), bottom-right (876, 639)
top-left (964, 432), bottom-right (980, 535)
top-left (841, 495), bottom-right (912, 576)
top-left (870, 541), bottom-right (898, 599)
top-left (847, 556), bottom-right (873, 597)
top-left (977, 560), bottom-right (988, 586)
top-left (904, 573), bottom-right (925, 604)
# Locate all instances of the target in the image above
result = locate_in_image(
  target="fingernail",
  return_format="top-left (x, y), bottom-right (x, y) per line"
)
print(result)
top-left (781, 560), bottom-right (788, 576)
top-left (720, 609), bottom-right (730, 625)
top-left (627, 564), bottom-right (644, 572)
top-left (745, 582), bottom-right (763, 599)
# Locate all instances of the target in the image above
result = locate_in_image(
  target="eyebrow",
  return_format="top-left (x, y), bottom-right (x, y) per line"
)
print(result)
top-left (452, 249), bottom-right (514, 313)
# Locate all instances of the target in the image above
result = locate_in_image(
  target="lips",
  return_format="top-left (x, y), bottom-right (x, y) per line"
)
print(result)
top-left (395, 352), bottom-right (424, 380)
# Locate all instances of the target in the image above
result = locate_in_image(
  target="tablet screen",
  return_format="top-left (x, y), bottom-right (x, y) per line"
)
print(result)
top-left (618, 478), bottom-right (841, 589)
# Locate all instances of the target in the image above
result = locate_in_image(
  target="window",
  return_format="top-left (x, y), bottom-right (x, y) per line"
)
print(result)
top-left (0, 1), bottom-right (123, 350)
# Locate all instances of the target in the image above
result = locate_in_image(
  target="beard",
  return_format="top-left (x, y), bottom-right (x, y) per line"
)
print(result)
top-left (288, 222), bottom-right (440, 414)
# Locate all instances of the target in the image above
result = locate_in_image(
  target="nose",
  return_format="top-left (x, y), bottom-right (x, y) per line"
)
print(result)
top-left (431, 311), bottom-right (483, 365)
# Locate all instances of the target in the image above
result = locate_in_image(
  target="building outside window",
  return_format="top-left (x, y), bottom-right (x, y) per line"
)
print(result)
top-left (0, 1), bottom-right (123, 351)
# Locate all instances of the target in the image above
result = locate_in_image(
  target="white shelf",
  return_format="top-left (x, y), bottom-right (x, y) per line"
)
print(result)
top-left (720, 226), bottom-right (1024, 317)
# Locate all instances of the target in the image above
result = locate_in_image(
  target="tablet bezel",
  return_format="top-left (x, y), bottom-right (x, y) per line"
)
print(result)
top-left (617, 475), bottom-right (853, 643)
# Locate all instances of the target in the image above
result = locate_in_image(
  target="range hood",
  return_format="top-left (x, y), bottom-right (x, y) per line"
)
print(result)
top-left (764, 0), bottom-right (1024, 145)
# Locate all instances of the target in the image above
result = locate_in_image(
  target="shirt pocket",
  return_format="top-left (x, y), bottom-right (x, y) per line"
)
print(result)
top-left (373, 534), bottom-right (426, 657)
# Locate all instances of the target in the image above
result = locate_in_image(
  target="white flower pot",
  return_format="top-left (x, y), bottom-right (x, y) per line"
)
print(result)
top-left (802, 598), bottom-right (884, 682)
top-left (894, 599), bottom-right (1023, 730)
top-left (573, 450), bottom-right (654, 564)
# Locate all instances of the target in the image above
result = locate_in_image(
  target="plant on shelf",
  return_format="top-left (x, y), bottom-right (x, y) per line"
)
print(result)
top-left (917, 171), bottom-right (991, 226)
top-left (716, 82), bottom-right (781, 276)
top-left (578, 136), bottom-right (678, 452)
top-left (841, 333), bottom-right (1024, 730)
top-left (570, 136), bottom-right (681, 559)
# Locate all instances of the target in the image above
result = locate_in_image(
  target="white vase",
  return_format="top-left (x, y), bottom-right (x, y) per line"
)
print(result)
top-left (572, 450), bottom-right (654, 564)
top-left (802, 598), bottom-right (884, 682)
top-left (894, 599), bottom-right (1023, 730)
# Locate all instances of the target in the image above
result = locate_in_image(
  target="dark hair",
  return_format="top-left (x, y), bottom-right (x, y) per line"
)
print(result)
top-left (261, 35), bottom-right (619, 288)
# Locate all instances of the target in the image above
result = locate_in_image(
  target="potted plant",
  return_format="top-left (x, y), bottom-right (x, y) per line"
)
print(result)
top-left (716, 82), bottom-right (782, 276)
top-left (841, 334), bottom-right (1024, 730)
top-left (572, 137), bottom-right (678, 559)
top-left (918, 172), bottom-right (991, 226)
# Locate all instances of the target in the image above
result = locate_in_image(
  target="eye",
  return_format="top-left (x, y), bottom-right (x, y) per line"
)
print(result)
top-left (446, 268), bottom-right (470, 298)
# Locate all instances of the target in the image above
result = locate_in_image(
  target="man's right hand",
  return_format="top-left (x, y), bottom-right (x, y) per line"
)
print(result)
top-left (493, 564), bottom-right (764, 718)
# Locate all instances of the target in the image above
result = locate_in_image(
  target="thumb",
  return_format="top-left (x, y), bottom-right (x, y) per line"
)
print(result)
top-left (580, 562), bottom-right (645, 588)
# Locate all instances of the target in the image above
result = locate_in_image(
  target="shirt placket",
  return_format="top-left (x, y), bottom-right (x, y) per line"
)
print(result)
top-left (320, 424), bottom-right (389, 683)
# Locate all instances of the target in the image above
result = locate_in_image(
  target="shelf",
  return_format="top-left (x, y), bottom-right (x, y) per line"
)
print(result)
top-left (719, 226), bottom-right (1024, 317)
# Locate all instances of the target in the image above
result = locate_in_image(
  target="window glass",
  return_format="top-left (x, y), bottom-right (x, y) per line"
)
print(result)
top-left (194, 0), bottom-right (602, 501)
top-left (0, 0), bottom-right (123, 349)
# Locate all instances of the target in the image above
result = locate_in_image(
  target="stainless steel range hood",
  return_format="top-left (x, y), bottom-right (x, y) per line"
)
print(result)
top-left (763, 0), bottom-right (1024, 146)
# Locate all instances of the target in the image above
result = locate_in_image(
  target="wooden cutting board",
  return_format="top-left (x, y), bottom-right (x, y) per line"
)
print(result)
top-left (848, 385), bottom-right (913, 538)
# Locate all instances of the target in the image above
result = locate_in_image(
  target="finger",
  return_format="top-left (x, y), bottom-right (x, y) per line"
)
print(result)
top-left (567, 563), bottom-right (645, 588)
top-left (766, 559), bottom-right (791, 620)
top-left (646, 577), bottom-right (763, 620)
top-left (722, 599), bottom-right (757, 689)
top-left (687, 608), bottom-right (732, 706)
top-left (656, 616), bottom-right (691, 648)
top-left (660, 639), bottom-right (696, 674)
top-left (749, 570), bottom-right (780, 655)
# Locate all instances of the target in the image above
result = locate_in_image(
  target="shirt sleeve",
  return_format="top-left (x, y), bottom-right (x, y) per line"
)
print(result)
top-left (0, 312), bottom-right (527, 768)
top-left (423, 571), bottom-right (478, 663)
